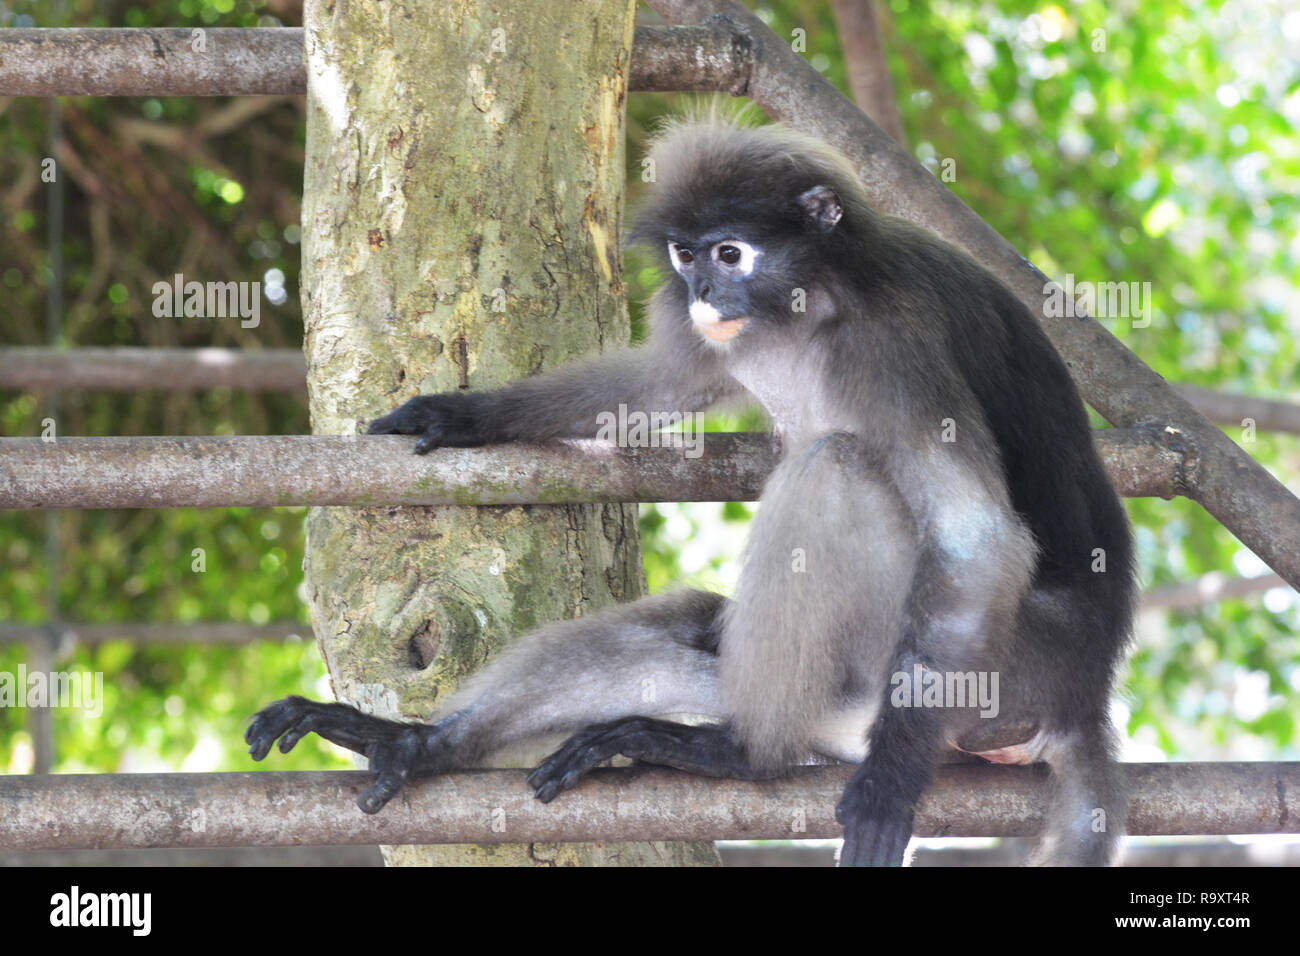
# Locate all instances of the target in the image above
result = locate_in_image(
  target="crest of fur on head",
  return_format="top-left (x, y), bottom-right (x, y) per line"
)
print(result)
top-left (628, 106), bottom-right (879, 252)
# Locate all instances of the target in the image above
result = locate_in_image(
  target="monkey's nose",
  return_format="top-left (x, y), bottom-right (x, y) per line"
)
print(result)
top-left (696, 283), bottom-right (711, 302)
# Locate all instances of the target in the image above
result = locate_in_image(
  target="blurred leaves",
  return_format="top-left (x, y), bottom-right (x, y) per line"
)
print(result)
top-left (0, 0), bottom-right (334, 772)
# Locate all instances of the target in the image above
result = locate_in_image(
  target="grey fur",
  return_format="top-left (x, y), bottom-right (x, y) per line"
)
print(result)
top-left (435, 589), bottom-right (729, 762)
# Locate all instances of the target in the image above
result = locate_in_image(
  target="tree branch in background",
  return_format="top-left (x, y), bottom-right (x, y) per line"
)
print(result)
top-left (1140, 572), bottom-right (1290, 613)
top-left (830, 0), bottom-right (906, 145)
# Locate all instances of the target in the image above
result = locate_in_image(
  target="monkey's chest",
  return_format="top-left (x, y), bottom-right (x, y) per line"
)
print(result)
top-left (726, 351), bottom-right (844, 441)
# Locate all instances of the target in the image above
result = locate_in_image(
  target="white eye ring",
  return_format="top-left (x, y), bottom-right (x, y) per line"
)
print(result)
top-left (711, 239), bottom-right (758, 275)
top-left (668, 242), bottom-right (696, 272)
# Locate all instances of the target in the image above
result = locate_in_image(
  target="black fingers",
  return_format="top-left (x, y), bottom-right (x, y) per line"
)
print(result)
top-left (246, 695), bottom-right (415, 757)
top-left (244, 696), bottom-right (353, 760)
top-left (365, 393), bottom-right (490, 453)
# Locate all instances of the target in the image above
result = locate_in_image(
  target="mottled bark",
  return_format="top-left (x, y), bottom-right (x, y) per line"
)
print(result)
top-left (300, 0), bottom-right (717, 866)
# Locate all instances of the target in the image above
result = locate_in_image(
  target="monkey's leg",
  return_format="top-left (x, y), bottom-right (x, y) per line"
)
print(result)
top-left (1028, 723), bottom-right (1125, 865)
top-left (523, 435), bottom-right (887, 803)
top-left (529, 434), bottom-right (921, 819)
top-left (246, 589), bottom-right (729, 813)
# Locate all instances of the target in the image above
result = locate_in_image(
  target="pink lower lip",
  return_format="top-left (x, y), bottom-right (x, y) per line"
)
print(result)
top-left (700, 318), bottom-right (748, 342)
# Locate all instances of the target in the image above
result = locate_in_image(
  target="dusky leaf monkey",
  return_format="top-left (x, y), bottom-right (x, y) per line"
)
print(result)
top-left (247, 117), bottom-right (1134, 866)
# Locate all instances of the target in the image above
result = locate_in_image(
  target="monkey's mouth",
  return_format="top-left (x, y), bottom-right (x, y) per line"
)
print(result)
top-left (697, 317), bottom-right (749, 342)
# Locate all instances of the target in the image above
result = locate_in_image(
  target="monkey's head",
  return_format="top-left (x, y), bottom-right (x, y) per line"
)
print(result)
top-left (630, 118), bottom-right (876, 346)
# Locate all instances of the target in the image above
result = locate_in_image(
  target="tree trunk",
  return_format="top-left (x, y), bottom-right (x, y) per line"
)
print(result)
top-left (299, 0), bottom-right (719, 866)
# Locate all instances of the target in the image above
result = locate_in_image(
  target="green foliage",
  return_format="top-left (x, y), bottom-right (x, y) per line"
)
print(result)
top-left (0, 0), bottom-right (339, 771)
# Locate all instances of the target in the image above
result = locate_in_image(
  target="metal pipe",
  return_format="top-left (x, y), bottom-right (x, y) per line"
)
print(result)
top-left (1, 763), bottom-right (1296, 850)
top-left (0, 431), bottom-right (1165, 510)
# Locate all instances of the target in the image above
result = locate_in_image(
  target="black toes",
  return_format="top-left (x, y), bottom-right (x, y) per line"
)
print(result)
top-left (837, 811), bottom-right (914, 866)
top-left (355, 729), bottom-right (423, 812)
top-left (244, 697), bottom-right (436, 816)
top-left (528, 726), bottom-right (624, 802)
top-left (365, 394), bottom-right (485, 451)
top-left (245, 696), bottom-right (314, 761)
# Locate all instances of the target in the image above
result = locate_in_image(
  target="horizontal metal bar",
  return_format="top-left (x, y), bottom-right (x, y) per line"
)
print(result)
top-left (0, 434), bottom-right (779, 508)
top-left (1, 763), bottom-right (1295, 850)
top-left (1141, 572), bottom-right (1290, 612)
top-left (0, 27), bottom-right (308, 96)
top-left (2, 561), bottom-right (1280, 650)
top-left (1174, 383), bottom-right (1300, 435)
top-left (0, 347), bottom-right (307, 392)
top-left (0, 25), bottom-right (747, 97)
top-left (10, 349), bottom-right (1300, 440)
top-left (0, 622), bottom-right (307, 645)
top-left (9, 349), bottom-right (1300, 444)
top-left (0, 431), bottom-right (1167, 510)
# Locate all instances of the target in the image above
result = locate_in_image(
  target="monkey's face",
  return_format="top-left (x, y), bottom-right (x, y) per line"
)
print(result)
top-left (666, 237), bottom-right (763, 343)
top-left (653, 182), bottom-right (847, 347)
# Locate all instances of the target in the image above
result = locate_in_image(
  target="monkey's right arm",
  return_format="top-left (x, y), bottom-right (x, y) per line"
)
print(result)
top-left (368, 331), bottom-right (738, 453)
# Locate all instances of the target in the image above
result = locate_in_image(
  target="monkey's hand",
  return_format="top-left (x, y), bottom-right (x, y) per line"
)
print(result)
top-left (835, 766), bottom-right (916, 867)
top-left (366, 393), bottom-right (488, 453)
top-left (245, 696), bottom-right (437, 813)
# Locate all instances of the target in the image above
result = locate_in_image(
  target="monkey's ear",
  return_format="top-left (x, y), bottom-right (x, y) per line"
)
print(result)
top-left (797, 185), bottom-right (843, 233)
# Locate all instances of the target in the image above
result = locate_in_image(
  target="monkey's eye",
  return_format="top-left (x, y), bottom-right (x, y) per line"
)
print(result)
top-left (669, 243), bottom-right (694, 266)
top-left (716, 244), bottom-right (742, 265)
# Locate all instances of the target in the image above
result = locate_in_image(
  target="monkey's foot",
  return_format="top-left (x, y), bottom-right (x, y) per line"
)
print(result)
top-left (366, 394), bottom-right (483, 453)
top-left (528, 717), bottom-right (764, 803)
top-left (835, 769), bottom-right (916, 866)
top-left (245, 695), bottom-right (435, 813)
top-left (527, 717), bottom-right (687, 802)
